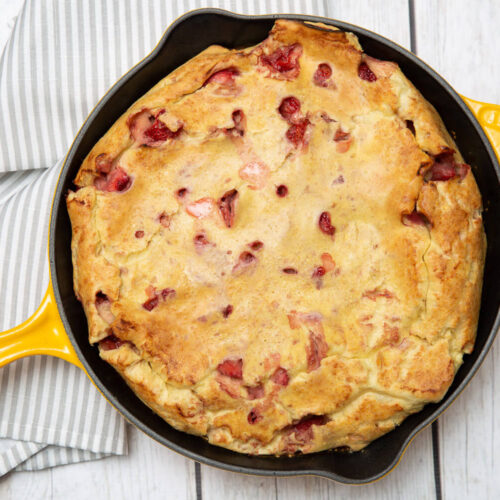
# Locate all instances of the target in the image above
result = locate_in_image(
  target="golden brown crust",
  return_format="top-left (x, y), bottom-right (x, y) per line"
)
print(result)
top-left (67, 20), bottom-right (485, 455)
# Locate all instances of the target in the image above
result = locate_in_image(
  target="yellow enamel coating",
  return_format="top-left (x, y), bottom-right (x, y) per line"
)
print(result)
top-left (461, 95), bottom-right (500, 163)
top-left (0, 279), bottom-right (82, 369)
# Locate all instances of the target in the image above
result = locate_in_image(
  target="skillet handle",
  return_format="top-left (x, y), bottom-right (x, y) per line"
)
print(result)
top-left (461, 95), bottom-right (500, 161)
top-left (0, 278), bottom-right (83, 369)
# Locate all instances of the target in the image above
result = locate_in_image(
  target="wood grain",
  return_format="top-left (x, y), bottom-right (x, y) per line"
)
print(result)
top-left (414, 2), bottom-right (500, 499)
top-left (0, 426), bottom-right (197, 500)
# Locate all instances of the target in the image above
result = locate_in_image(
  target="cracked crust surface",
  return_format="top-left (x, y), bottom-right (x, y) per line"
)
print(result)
top-left (67, 20), bottom-right (485, 455)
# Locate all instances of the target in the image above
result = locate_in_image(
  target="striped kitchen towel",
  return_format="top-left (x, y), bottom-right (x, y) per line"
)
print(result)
top-left (0, 0), bottom-right (324, 473)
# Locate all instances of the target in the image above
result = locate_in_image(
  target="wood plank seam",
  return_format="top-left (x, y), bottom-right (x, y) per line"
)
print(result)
top-left (408, 2), bottom-right (441, 498)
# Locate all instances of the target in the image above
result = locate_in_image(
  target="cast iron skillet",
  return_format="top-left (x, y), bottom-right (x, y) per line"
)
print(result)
top-left (4, 9), bottom-right (500, 484)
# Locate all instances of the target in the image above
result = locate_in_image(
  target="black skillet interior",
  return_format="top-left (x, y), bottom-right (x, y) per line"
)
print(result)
top-left (50, 9), bottom-right (500, 484)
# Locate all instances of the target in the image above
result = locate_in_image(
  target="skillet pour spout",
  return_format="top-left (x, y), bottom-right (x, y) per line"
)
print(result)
top-left (0, 9), bottom-right (499, 484)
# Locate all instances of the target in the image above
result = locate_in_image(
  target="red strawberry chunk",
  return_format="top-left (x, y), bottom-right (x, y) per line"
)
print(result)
top-left (99, 335), bottom-right (124, 351)
top-left (159, 212), bottom-right (170, 228)
top-left (160, 288), bottom-right (176, 300)
top-left (217, 358), bottom-right (243, 379)
top-left (402, 210), bottom-right (430, 227)
top-left (306, 331), bottom-right (328, 372)
top-left (271, 367), bottom-right (289, 386)
top-left (278, 96), bottom-right (301, 120)
top-left (135, 230), bottom-right (144, 238)
top-left (249, 240), bottom-right (264, 251)
top-left (292, 415), bottom-right (327, 441)
top-left (312, 266), bottom-right (326, 278)
top-left (128, 109), bottom-right (182, 146)
top-left (203, 67), bottom-right (240, 86)
top-left (358, 62), bottom-right (377, 82)
top-left (318, 211), bottom-right (336, 236)
top-left (260, 44), bottom-right (302, 77)
top-left (95, 154), bottom-right (113, 174)
top-left (248, 408), bottom-right (263, 424)
top-left (286, 118), bottom-right (310, 147)
top-left (276, 185), bottom-right (288, 197)
top-left (424, 150), bottom-right (470, 182)
top-left (334, 129), bottom-right (350, 142)
top-left (95, 167), bottom-right (131, 193)
top-left (313, 63), bottom-right (332, 87)
top-left (218, 189), bottom-right (239, 228)
top-left (246, 384), bottom-right (265, 400)
top-left (144, 120), bottom-right (179, 143)
top-left (194, 233), bottom-right (210, 251)
top-left (142, 296), bottom-right (159, 311)
top-left (222, 304), bottom-right (233, 318)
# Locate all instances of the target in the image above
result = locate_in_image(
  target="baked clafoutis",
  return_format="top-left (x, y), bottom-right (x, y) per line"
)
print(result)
top-left (67, 20), bottom-right (486, 455)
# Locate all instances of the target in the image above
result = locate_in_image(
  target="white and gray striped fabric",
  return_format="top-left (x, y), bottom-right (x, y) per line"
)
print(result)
top-left (0, 0), bottom-right (324, 474)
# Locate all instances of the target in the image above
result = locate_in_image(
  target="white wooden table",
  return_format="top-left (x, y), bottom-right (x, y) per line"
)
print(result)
top-left (0, 1), bottom-right (498, 498)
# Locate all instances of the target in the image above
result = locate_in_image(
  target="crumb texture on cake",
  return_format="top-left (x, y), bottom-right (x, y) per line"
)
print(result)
top-left (67, 20), bottom-right (485, 455)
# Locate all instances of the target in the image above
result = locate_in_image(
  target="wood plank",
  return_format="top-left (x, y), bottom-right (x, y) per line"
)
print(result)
top-left (0, 467), bottom-right (52, 499)
top-left (413, 0), bottom-right (500, 103)
top-left (414, 1), bottom-right (500, 498)
top-left (200, 467), bottom-right (277, 500)
top-left (49, 425), bottom-right (197, 500)
top-left (277, 427), bottom-right (435, 499)
top-left (326, 0), bottom-right (411, 47)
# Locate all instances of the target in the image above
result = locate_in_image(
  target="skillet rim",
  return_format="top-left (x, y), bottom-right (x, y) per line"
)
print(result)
top-left (49, 7), bottom-right (500, 484)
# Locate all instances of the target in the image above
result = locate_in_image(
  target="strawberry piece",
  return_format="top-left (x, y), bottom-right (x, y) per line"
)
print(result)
top-left (271, 367), bottom-right (289, 386)
top-left (95, 292), bottom-right (115, 324)
top-left (95, 154), bottom-right (113, 174)
top-left (276, 185), bottom-right (288, 197)
top-left (203, 67), bottom-right (240, 86)
top-left (312, 266), bottom-right (326, 278)
top-left (318, 211), bottom-right (335, 236)
top-left (194, 233), bottom-right (210, 251)
top-left (142, 296), bottom-right (159, 311)
top-left (135, 230), bottom-right (144, 238)
top-left (222, 304), bottom-right (233, 318)
top-left (260, 44), bottom-right (302, 78)
top-left (424, 150), bottom-right (470, 182)
top-left (286, 118), bottom-right (310, 147)
top-left (306, 331), bottom-right (328, 372)
top-left (218, 189), bottom-right (239, 228)
top-left (363, 288), bottom-right (394, 301)
top-left (96, 167), bottom-right (131, 193)
top-left (128, 109), bottom-right (182, 146)
top-left (334, 129), bottom-right (350, 142)
top-left (358, 62), bottom-right (377, 82)
top-left (238, 161), bottom-right (269, 189)
top-left (239, 251), bottom-right (255, 264)
top-left (278, 96), bottom-right (301, 120)
top-left (249, 241), bottom-right (263, 251)
top-left (217, 358), bottom-right (243, 379)
top-left (160, 288), bottom-right (176, 300)
top-left (159, 213), bottom-right (170, 228)
top-left (99, 335), bottom-right (124, 351)
top-left (246, 384), bottom-right (265, 400)
top-left (313, 63), bottom-right (332, 87)
top-left (247, 408), bottom-right (263, 424)
top-left (292, 415), bottom-right (327, 441)
top-left (186, 198), bottom-right (215, 218)
top-left (402, 210), bottom-right (431, 227)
